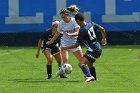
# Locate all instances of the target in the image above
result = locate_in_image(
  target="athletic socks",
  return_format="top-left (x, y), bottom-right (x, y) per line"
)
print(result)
top-left (89, 66), bottom-right (97, 80)
top-left (47, 64), bottom-right (52, 79)
top-left (81, 65), bottom-right (92, 77)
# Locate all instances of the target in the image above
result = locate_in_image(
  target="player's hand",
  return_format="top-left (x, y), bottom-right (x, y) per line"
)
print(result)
top-left (36, 53), bottom-right (40, 58)
top-left (65, 33), bottom-right (70, 36)
top-left (101, 38), bottom-right (107, 45)
top-left (46, 40), bottom-right (54, 45)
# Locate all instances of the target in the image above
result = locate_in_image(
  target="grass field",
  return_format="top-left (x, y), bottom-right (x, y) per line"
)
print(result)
top-left (0, 46), bottom-right (140, 93)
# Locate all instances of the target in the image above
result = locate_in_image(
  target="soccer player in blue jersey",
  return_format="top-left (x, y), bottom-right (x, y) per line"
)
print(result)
top-left (62, 13), bottom-right (107, 81)
top-left (36, 21), bottom-right (67, 79)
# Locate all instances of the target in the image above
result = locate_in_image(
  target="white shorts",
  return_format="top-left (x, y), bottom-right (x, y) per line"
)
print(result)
top-left (69, 46), bottom-right (82, 52)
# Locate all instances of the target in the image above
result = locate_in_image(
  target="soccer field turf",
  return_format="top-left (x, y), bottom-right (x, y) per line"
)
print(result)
top-left (0, 46), bottom-right (140, 93)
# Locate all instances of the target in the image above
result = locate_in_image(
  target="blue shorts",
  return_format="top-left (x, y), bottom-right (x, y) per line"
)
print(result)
top-left (84, 42), bottom-right (102, 63)
top-left (41, 45), bottom-right (59, 55)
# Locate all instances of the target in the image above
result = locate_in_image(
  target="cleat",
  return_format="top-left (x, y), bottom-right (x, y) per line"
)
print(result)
top-left (47, 76), bottom-right (52, 79)
top-left (56, 69), bottom-right (64, 77)
top-left (85, 76), bottom-right (95, 82)
top-left (60, 74), bottom-right (67, 78)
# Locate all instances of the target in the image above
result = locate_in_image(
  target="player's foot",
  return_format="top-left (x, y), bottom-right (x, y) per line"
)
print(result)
top-left (56, 69), bottom-right (64, 77)
top-left (47, 76), bottom-right (52, 79)
top-left (85, 76), bottom-right (95, 82)
top-left (60, 74), bottom-right (67, 78)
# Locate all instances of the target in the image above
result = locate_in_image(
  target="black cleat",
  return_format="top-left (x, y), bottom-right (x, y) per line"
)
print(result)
top-left (60, 74), bottom-right (67, 78)
top-left (47, 75), bottom-right (52, 79)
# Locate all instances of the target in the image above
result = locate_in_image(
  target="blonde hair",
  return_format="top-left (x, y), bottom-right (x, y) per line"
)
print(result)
top-left (67, 5), bottom-right (79, 13)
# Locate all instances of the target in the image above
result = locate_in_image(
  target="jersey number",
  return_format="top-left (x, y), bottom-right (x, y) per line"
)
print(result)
top-left (88, 27), bottom-right (96, 40)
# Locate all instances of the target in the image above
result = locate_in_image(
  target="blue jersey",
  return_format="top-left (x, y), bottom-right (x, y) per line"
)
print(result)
top-left (40, 28), bottom-right (60, 48)
top-left (77, 22), bottom-right (100, 51)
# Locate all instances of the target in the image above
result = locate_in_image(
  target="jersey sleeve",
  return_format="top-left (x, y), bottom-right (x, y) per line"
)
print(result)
top-left (93, 23), bottom-right (100, 31)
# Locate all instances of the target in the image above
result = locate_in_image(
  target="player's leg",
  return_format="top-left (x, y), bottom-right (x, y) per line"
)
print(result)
top-left (55, 49), bottom-right (69, 77)
top-left (84, 43), bottom-right (102, 80)
top-left (43, 49), bottom-right (53, 79)
top-left (61, 49), bottom-right (70, 64)
top-left (84, 50), bottom-right (98, 80)
top-left (87, 62), bottom-right (97, 80)
top-left (72, 46), bottom-right (94, 82)
top-left (52, 47), bottom-right (67, 78)
top-left (88, 42), bottom-right (102, 80)
top-left (71, 46), bottom-right (83, 65)
top-left (72, 50), bottom-right (83, 64)
top-left (79, 56), bottom-right (95, 82)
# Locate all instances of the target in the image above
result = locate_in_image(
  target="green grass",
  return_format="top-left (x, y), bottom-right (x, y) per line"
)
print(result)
top-left (0, 46), bottom-right (140, 93)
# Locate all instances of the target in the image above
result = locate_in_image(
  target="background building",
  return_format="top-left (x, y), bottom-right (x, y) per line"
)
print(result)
top-left (0, 0), bottom-right (140, 46)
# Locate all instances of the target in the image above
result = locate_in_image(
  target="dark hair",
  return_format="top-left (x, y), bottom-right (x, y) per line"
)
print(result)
top-left (75, 13), bottom-right (84, 21)
top-left (60, 9), bottom-right (70, 15)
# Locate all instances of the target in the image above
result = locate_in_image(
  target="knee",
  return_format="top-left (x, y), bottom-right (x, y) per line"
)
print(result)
top-left (78, 61), bottom-right (86, 67)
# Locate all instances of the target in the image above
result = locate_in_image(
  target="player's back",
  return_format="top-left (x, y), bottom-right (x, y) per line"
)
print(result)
top-left (77, 22), bottom-right (100, 51)
top-left (80, 22), bottom-right (97, 43)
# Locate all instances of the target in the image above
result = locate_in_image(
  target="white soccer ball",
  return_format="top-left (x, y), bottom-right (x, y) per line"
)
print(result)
top-left (61, 64), bottom-right (72, 74)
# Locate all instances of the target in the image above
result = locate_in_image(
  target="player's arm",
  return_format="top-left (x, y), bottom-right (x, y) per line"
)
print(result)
top-left (98, 26), bottom-right (107, 45)
top-left (65, 27), bottom-right (79, 36)
top-left (62, 29), bottom-right (83, 50)
top-left (47, 23), bottom-right (62, 45)
top-left (46, 31), bottom-right (61, 45)
top-left (61, 43), bottom-right (80, 51)
top-left (36, 39), bottom-right (42, 58)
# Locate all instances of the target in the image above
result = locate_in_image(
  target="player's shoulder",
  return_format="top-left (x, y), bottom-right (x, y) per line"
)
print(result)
top-left (59, 20), bottom-right (65, 26)
top-left (86, 22), bottom-right (94, 26)
top-left (91, 22), bottom-right (100, 27)
top-left (59, 20), bottom-right (64, 24)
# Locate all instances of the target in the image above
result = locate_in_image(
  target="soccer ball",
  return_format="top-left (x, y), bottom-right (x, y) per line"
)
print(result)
top-left (61, 64), bottom-right (72, 74)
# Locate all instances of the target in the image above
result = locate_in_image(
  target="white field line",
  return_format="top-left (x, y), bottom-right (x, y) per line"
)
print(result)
top-left (0, 49), bottom-right (22, 56)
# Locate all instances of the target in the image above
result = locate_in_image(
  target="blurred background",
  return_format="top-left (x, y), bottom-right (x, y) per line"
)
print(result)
top-left (0, 0), bottom-right (140, 46)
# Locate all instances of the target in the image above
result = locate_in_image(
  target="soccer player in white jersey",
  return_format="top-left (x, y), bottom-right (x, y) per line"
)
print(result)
top-left (47, 6), bottom-right (95, 82)
top-left (47, 6), bottom-right (83, 66)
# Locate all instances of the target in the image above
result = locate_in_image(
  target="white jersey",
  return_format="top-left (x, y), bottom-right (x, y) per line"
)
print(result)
top-left (58, 17), bottom-right (80, 47)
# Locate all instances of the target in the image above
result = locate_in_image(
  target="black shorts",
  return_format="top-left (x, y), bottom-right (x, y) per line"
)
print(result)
top-left (84, 42), bottom-right (102, 63)
top-left (41, 45), bottom-right (59, 55)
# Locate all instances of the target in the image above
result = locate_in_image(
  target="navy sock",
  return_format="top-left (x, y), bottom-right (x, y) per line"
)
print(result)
top-left (47, 64), bottom-right (52, 78)
top-left (58, 64), bottom-right (61, 70)
top-left (81, 65), bottom-right (91, 77)
top-left (89, 66), bottom-right (96, 80)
